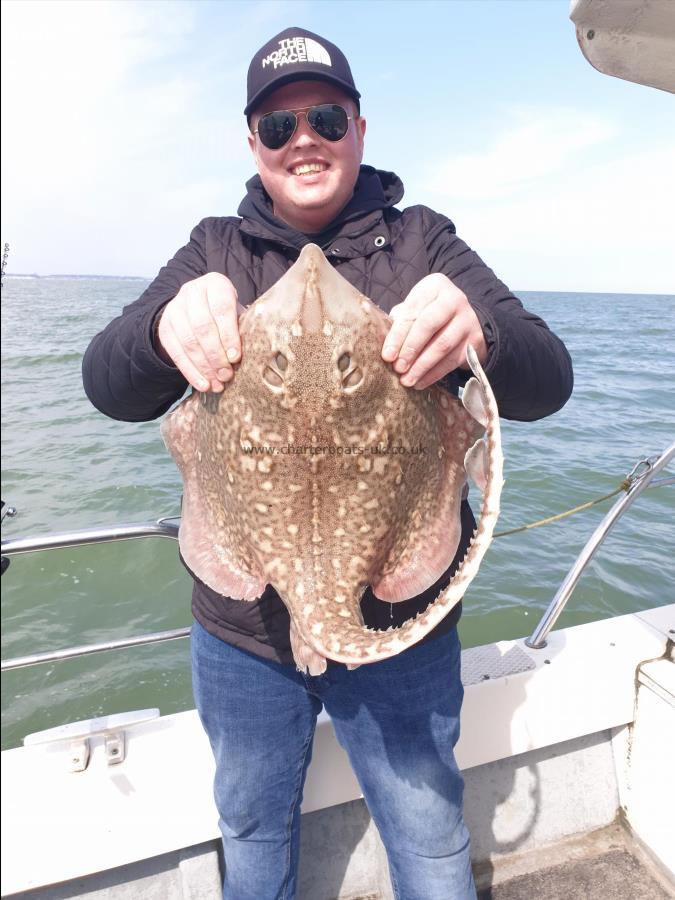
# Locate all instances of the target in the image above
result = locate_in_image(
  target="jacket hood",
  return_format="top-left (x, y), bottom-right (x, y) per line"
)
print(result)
top-left (237, 165), bottom-right (404, 251)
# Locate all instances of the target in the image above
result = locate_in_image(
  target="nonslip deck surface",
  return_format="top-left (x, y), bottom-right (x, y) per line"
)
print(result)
top-left (477, 847), bottom-right (673, 899)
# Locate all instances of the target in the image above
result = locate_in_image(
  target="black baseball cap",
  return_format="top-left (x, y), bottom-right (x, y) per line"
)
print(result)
top-left (244, 27), bottom-right (361, 120)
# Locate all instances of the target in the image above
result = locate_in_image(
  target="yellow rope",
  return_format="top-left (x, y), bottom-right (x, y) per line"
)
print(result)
top-left (493, 479), bottom-right (632, 538)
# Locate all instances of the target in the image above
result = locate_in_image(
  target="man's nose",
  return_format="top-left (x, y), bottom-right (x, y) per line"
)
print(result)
top-left (291, 112), bottom-right (318, 147)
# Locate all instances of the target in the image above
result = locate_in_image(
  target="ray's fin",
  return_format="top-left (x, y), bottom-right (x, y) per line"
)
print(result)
top-left (461, 377), bottom-right (488, 427)
top-left (465, 437), bottom-right (489, 493)
top-left (290, 620), bottom-right (328, 675)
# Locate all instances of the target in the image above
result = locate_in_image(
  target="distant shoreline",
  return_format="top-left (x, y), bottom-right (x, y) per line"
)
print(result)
top-left (4, 273), bottom-right (149, 281)
top-left (3, 275), bottom-right (673, 298)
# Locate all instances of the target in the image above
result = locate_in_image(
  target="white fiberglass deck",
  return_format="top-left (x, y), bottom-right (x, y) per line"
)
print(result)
top-left (2, 604), bottom-right (673, 898)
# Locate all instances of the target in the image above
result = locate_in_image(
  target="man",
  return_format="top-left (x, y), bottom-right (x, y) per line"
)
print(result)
top-left (83, 27), bottom-right (573, 900)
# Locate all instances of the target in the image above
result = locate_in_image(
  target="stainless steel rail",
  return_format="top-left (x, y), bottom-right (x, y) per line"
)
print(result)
top-left (525, 441), bottom-right (675, 649)
top-left (2, 627), bottom-right (191, 671)
top-left (1, 518), bottom-right (179, 556)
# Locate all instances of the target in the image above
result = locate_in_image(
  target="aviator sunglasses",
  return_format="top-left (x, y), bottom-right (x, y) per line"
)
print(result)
top-left (253, 104), bottom-right (353, 150)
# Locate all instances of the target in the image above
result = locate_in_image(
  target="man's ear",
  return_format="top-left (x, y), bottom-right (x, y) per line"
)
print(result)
top-left (356, 116), bottom-right (366, 160)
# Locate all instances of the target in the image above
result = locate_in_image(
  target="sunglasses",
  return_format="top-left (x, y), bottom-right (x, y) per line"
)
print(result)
top-left (253, 104), bottom-right (353, 150)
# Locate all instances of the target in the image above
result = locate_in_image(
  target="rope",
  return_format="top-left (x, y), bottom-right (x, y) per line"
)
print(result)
top-left (493, 479), bottom-right (631, 538)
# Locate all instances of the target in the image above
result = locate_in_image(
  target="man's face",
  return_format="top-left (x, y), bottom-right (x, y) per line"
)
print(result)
top-left (248, 80), bottom-right (366, 233)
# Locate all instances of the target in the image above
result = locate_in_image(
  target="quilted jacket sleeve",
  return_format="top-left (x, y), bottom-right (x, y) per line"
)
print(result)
top-left (82, 221), bottom-right (209, 422)
top-left (425, 212), bottom-right (573, 422)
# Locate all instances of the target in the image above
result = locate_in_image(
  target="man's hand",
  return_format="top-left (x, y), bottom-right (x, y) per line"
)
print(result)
top-left (156, 273), bottom-right (244, 393)
top-left (381, 273), bottom-right (488, 390)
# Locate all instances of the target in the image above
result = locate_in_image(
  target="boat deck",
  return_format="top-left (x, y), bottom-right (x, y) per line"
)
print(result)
top-left (3, 610), bottom-right (672, 899)
top-left (474, 823), bottom-right (673, 899)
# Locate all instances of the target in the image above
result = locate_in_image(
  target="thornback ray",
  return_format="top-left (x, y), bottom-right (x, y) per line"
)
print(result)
top-left (161, 244), bottom-right (503, 675)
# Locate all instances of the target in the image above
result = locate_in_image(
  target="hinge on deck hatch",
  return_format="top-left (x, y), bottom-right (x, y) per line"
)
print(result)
top-left (23, 709), bottom-right (160, 773)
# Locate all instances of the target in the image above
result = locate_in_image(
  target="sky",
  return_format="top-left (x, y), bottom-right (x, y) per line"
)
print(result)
top-left (1, 0), bottom-right (674, 293)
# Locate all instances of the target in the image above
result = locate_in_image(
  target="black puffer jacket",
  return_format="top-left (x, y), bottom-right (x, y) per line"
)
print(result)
top-left (83, 165), bottom-right (573, 664)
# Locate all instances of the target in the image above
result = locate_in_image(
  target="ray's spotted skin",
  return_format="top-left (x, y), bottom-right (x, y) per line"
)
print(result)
top-left (161, 245), bottom-right (503, 675)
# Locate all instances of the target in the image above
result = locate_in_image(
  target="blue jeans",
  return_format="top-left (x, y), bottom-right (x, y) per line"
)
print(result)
top-left (192, 620), bottom-right (476, 900)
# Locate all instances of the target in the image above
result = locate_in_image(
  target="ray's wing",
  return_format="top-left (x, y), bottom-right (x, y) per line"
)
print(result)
top-left (371, 385), bottom-right (484, 603)
top-left (161, 392), bottom-right (266, 601)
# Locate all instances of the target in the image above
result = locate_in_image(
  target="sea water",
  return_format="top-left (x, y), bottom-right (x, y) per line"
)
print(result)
top-left (1, 277), bottom-right (673, 749)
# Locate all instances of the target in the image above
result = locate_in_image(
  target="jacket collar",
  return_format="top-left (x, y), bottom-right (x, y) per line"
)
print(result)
top-left (238, 165), bottom-right (403, 258)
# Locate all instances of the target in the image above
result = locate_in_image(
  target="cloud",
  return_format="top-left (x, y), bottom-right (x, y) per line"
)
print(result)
top-left (425, 107), bottom-right (618, 201)
top-left (412, 107), bottom-right (675, 292)
top-left (1, 1), bottom-right (195, 129)
top-left (0, 0), bottom-right (248, 275)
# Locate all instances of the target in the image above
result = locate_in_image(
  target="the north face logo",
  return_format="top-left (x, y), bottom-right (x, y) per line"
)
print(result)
top-left (262, 37), bottom-right (332, 70)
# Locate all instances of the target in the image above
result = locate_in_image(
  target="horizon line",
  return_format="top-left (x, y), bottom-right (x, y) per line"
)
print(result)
top-left (3, 274), bottom-right (674, 298)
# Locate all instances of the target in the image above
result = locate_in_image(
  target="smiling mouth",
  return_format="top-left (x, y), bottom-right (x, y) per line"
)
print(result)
top-left (291, 163), bottom-right (329, 176)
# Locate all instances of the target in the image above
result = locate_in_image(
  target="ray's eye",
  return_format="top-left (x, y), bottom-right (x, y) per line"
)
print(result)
top-left (263, 351), bottom-right (288, 389)
top-left (275, 352), bottom-right (288, 372)
top-left (337, 351), bottom-right (362, 389)
top-left (263, 367), bottom-right (283, 387)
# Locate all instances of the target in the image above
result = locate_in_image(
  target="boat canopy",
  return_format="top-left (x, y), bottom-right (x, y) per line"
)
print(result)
top-left (570, 0), bottom-right (675, 93)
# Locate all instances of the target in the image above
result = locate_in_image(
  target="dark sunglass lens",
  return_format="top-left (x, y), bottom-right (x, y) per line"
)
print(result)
top-left (308, 105), bottom-right (349, 141)
top-left (258, 110), bottom-right (297, 149)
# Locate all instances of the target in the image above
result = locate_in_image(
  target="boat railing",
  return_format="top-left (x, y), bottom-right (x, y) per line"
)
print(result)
top-left (1, 517), bottom-right (184, 671)
top-left (1, 444), bottom-right (673, 671)
top-left (0, 517), bottom-right (180, 553)
top-left (525, 441), bottom-right (674, 648)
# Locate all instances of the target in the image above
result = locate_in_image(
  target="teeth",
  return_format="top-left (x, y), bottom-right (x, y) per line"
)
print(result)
top-left (292, 163), bottom-right (327, 176)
